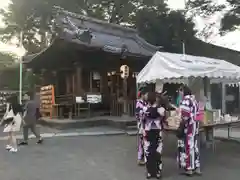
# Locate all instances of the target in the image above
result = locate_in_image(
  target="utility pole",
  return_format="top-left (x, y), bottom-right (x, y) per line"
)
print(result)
top-left (19, 31), bottom-right (23, 104)
top-left (15, 15), bottom-right (33, 104)
top-left (182, 0), bottom-right (187, 57)
top-left (182, 41), bottom-right (186, 54)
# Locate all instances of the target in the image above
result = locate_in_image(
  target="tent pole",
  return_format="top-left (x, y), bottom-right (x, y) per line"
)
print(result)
top-left (222, 83), bottom-right (226, 114)
top-left (136, 82), bottom-right (138, 98)
top-left (182, 42), bottom-right (186, 60)
top-left (182, 42), bottom-right (185, 54)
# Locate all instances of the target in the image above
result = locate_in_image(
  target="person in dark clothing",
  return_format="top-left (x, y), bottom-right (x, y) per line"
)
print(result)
top-left (142, 92), bottom-right (166, 179)
top-left (18, 91), bottom-right (43, 145)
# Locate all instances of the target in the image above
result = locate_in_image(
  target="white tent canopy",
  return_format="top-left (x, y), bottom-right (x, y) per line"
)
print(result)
top-left (137, 51), bottom-right (240, 84)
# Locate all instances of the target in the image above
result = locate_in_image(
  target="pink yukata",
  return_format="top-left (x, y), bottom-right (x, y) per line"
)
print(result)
top-left (177, 95), bottom-right (200, 171)
top-left (135, 99), bottom-right (146, 162)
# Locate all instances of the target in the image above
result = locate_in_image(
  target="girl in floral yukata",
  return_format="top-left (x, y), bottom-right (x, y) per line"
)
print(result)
top-left (142, 92), bottom-right (166, 179)
top-left (177, 86), bottom-right (201, 176)
top-left (135, 88), bottom-right (147, 165)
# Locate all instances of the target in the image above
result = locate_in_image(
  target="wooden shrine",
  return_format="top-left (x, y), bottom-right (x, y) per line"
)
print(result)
top-left (23, 7), bottom-right (160, 119)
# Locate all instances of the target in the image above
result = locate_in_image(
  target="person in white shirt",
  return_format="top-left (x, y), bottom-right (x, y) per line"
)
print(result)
top-left (1, 95), bottom-right (23, 153)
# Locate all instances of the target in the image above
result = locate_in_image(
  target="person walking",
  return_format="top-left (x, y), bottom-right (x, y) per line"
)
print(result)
top-left (135, 88), bottom-right (147, 165)
top-left (177, 86), bottom-right (201, 176)
top-left (1, 95), bottom-right (23, 152)
top-left (18, 92), bottom-right (43, 145)
top-left (142, 92), bottom-right (166, 179)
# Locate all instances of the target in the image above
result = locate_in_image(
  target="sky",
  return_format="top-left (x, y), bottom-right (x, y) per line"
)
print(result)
top-left (0, 0), bottom-right (240, 56)
top-left (168, 0), bottom-right (240, 51)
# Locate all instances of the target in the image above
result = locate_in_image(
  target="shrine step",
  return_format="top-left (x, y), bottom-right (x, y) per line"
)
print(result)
top-left (125, 125), bottom-right (138, 136)
top-left (38, 116), bottom-right (136, 130)
top-left (126, 125), bottom-right (137, 130)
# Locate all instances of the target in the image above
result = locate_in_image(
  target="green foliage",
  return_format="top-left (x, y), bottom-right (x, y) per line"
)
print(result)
top-left (0, 0), bottom-right (60, 53)
top-left (221, 0), bottom-right (240, 32)
top-left (0, 51), bottom-right (18, 90)
top-left (0, 65), bottom-right (38, 91)
top-left (0, 52), bottom-right (38, 90)
top-left (187, 0), bottom-right (240, 34)
top-left (23, 69), bottom-right (39, 90)
top-left (133, 8), bottom-right (196, 52)
top-left (0, 0), bottom-right (197, 54)
top-left (0, 52), bottom-right (16, 69)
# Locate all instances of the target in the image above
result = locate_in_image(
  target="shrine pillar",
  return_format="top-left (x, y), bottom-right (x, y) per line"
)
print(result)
top-left (52, 71), bottom-right (58, 95)
top-left (75, 63), bottom-right (83, 95)
top-left (100, 70), bottom-right (108, 103)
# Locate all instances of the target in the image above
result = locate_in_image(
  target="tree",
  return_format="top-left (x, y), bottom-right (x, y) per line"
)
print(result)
top-left (0, 0), bottom-right (147, 53)
top-left (0, 52), bottom-right (18, 89)
top-left (0, 52), bottom-right (37, 90)
top-left (0, 0), bottom-right (197, 54)
top-left (0, 52), bottom-right (16, 69)
top-left (187, 0), bottom-right (240, 34)
top-left (132, 6), bottom-right (197, 53)
top-left (0, 0), bottom-right (64, 53)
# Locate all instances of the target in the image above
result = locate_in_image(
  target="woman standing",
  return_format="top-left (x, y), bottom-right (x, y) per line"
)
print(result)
top-left (177, 86), bottom-right (201, 176)
top-left (1, 95), bottom-right (23, 153)
top-left (142, 92), bottom-right (166, 179)
top-left (135, 89), bottom-right (147, 165)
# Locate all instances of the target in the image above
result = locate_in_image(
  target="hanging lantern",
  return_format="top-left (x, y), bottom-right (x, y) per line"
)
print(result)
top-left (120, 65), bottom-right (129, 79)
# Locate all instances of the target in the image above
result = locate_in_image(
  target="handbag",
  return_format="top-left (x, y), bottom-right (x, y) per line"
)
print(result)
top-left (176, 120), bottom-right (185, 138)
top-left (1, 117), bottom-right (14, 126)
top-left (1, 104), bottom-right (15, 126)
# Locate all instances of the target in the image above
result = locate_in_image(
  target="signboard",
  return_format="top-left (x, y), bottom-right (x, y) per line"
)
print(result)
top-left (75, 96), bottom-right (85, 104)
top-left (86, 94), bottom-right (102, 104)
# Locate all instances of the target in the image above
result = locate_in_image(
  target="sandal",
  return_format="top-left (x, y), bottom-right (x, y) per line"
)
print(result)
top-left (156, 173), bottom-right (162, 179)
top-left (146, 173), bottom-right (153, 179)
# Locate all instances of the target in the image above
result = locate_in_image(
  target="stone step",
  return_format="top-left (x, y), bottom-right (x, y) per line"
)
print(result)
top-left (126, 130), bottom-right (138, 136)
top-left (38, 116), bottom-right (137, 130)
top-left (126, 125), bottom-right (137, 130)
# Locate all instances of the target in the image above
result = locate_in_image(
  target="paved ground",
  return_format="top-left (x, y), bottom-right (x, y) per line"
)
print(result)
top-left (0, 125), bottom-right (59, 136)
top-left (1, 125), bottom-right (240, 142)
top-left (0, 125), bottom-right (126, 139)
top-left (0, 134), bottom-right (240, 180)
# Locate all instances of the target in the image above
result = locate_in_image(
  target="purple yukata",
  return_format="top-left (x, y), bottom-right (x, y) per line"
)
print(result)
top-left (177, 95), bottom-right (200, 172)
top-left (135, 99), bottom-right (146, 162)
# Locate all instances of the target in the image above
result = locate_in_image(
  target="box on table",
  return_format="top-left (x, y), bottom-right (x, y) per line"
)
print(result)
top-left (203, 109), bottom-right (221, 125)
top-left (166, 110), bottom-right (181, 130)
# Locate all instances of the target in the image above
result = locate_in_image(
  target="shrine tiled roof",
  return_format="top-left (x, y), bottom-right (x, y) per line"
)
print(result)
top-left (53, 7), bottom-right (160, 57)
top-left (24, 7), bottom-right (161, 64)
